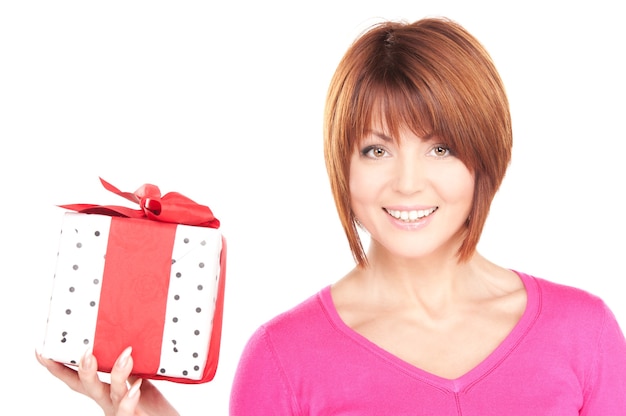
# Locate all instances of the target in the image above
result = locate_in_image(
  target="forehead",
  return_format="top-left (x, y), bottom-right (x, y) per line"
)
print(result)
top-left (359, 106), bottom-right (434, 144)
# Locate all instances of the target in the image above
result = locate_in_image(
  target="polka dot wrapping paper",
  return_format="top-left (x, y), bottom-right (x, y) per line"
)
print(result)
top-left (40, 212), bottom-right (227, 384)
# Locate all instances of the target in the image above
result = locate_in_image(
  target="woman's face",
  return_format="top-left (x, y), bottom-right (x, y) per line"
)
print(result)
top-left (349, 124), bottom-right (475, 261)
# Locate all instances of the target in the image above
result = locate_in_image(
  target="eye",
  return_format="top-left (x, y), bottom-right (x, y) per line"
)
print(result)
top-left (361, 146), bottom-right (388, 159)
top-left (429, 145), bottom-right (452, 157)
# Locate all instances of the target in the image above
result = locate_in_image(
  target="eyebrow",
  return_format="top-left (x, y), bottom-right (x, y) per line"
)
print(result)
top-left (368, 130), bottom-right (435, 142)
top-left (369, 130), bottom-right (394, 142)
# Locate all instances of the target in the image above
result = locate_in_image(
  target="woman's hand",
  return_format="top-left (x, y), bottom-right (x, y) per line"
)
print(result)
top-left (36, 347), bottom-right (179, 416)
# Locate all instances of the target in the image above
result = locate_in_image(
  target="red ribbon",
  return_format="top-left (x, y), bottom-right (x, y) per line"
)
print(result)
top-left (93, 217), bottom-right (177, 375)
top-left (61, 178), bottom-right (220, 229)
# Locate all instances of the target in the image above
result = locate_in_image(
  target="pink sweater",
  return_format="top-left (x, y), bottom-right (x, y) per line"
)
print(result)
top-left (230, 272), bottom-right (626, 415)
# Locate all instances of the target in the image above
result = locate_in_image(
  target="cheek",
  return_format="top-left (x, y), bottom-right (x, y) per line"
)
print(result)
top-left (437, 165), bottom-right (475, 204)
top-left (349, 160), bottom-right (380, 204)
top-left (348, 158), bottom-right (364, 198)
top-left (348, 164), bottom-right (379, 231)
top-left (348, 168), bottom-right (366, 206)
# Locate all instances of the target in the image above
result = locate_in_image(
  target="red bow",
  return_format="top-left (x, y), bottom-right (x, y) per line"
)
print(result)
top-left (60, 178), bottom-right (220, 229)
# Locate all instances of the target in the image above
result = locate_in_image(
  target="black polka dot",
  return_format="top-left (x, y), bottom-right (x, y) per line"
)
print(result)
top-left (184, 238), bottom-right (189, 244)
top-left (173, 347), bottom-right (178, 353)
top-left (195, 307), bottom-right (201, 313)
top-left (171, 259), bottom-right (176, 264)
top-left (172, 339), bottom-right (177, 345)
top-left (192, 352), bottom-right (198, 358)
top-left (160, 368), bottom-right (166, 374)
top-left (76, 242), bottom-right (82, 248)
top-left (95, 231), bottom-right (100, 236)
top-left (72, 265), bottom-right (79, 271)
top-left (93, 279), bottom-right (100, 285)
top-left (183, 370), bottom-right (188, 376)
top-left (194, 365), bottom-right (199, 371)
top-left (173, 317), bottom-right (178, 323)
top-left (176, 272), bottom-right (182, 278)
top-left (65, 309), bottom-right (71, 315)
top-left (198, 262), bottom-right (205, 268)
top-left (61, 338), bottom-right (66, 343)
top-left (62, 331), bottom-right (67, 336)
top-left (200, 240), bottom-right (206, 246)
top-left (174, 295), bottom-right (180, 300)
top-left (90, 301), bottom-right (96, 307)
top-left (197, 285), bottom-right (203, 291)
top-left (83, 339), bottom-right (89, 345)
top-left (69, 286), bottom-right (75, 293)
top-left (194, 330), bottom-right (200, 335)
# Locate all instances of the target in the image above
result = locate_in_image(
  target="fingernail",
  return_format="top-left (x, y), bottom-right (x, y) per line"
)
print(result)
top-left (117, 346), bottom-right (133, 369)
top-left (128, 378), bottom-right (142, 399)
top-left (80, 347), bottom-right (94, 370)
top-left (34, 349), bottom-right (45, 365)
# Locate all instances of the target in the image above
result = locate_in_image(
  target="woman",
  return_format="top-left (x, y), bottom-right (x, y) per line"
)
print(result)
top-left (38, 17), bottom-right (626, 415)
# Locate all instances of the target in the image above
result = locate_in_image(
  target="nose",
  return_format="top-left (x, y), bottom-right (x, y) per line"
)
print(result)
top-left (392, 155), bottom-right (426, 195)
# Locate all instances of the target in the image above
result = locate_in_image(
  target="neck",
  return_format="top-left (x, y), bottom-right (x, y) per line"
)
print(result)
top-left (350, 241), bottom-right (508, 315)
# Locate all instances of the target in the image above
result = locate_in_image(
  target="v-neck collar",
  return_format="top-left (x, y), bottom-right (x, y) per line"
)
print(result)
top-left (319, 270), bottom-right (541, 392)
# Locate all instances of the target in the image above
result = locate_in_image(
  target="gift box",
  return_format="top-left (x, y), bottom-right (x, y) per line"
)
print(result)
top-left (40, 178), bottom-right (226, 384)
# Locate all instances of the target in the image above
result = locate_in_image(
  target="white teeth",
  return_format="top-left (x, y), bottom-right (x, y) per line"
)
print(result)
top-left (385, 207), bottom-right (437, 222)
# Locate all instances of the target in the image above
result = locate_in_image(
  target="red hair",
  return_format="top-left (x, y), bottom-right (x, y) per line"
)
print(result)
top-left (324, 17), bottom-right (512, 266)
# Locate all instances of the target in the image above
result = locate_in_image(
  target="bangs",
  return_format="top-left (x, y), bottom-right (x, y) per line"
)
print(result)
top-left (324, 18), bottom-right (512, 266)
top-left (347, 67), bottom-right (478, 169)
top-left (353, 76), bottom-right (433, 144)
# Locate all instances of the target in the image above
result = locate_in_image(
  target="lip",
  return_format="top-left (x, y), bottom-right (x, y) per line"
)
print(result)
top-left (384, 206), bottom-right (437, 231)
top-left (384, 205), bottom-right (435, 211)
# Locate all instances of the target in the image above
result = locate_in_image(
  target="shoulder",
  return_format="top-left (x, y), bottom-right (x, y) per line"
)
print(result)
top-left (230, 286), bottom-right (341, 414)
top-left (514, 272), bottom-right (626, 411)
top-left (524, 272), bottom-right (606, 309)
top-left (518, 271), bottom-right (626, 365)
top-left (520, 271), bottom-right (616, 329)
top-left (241, 286), bottom-right (335, 356)
top-left (230, 290), bottom-right (331, 415)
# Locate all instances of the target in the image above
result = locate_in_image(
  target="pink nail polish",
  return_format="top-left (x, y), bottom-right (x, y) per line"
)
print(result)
top-left (117, 346), bottom-right (133, 368)
top-left (81, 347), bottom-right (93, 369)
top-left (128, 379), bottom-right (142, 398)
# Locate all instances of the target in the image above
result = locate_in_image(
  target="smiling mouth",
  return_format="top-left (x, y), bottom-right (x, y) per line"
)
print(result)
top-left (384, 207), bottom-right (438, 222)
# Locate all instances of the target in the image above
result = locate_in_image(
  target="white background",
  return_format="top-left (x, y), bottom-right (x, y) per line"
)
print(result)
top-left (1, 1), bottom-right (624, 415)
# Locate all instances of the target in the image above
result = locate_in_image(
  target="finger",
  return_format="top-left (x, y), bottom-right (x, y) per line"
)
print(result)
top-left (35, 350), bottom-right (85, 394)
top-left (116, 379), bottom-right (142, 416)
top-left (127, 376), bottom-right (160, 402)
top-left (109, 346), bottom-right (134, 405)
top-left (77, 348), bottom-right (114, 411)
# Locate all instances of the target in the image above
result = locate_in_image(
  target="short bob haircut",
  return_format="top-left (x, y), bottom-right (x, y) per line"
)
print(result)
top-left (324, 17), bottom-right (512, 267)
